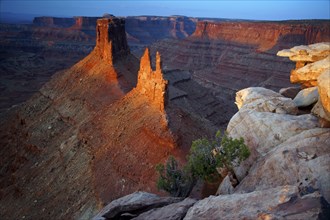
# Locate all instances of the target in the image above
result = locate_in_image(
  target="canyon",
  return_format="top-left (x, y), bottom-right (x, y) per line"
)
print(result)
top-left (0, 14), bottom-right (329, 219)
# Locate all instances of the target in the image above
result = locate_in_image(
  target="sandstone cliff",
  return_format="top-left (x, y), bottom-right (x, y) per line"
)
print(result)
top-left (192, 20), bottom-right (330, 51)
top-left (126, 16), bottom-right (197, 44)
top-left (33, 16), bottom-right (76, 27)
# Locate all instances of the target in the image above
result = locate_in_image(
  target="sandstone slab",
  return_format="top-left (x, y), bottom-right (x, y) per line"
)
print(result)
top-left (184, 185), bottom-right (329, 220)
top-left (133, 198), bottom-right (196, 220)
top-left (235, 128), bottom-right (330, 203)
top-left (235, 87), bottom-right (298, 114)
top-left (227, 110), bottom-right (319, 181)
top-left (277, 42), bottom-right (330, 62)
top-left (93, 191), bottom-right (183, 220)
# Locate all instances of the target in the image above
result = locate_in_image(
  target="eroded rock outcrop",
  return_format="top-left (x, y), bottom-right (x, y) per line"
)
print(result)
top-left (277, 42), bottom-right (330, 87)
top-left (93, 192), bottom-right (183, 220)
top-left (192, 21), bottom-right (330, 51)
top-left (184, 186), bottom-right (329, 220)
top-left (278, 42), bottom-right (330, 124)
top-left (135, 48), bottom-right (168, 112)
top-left (225, 43), bottom-right (330, 206)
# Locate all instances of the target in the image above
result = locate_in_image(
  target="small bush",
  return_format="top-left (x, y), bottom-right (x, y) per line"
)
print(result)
top-left (156, 156), bottom-right (195, 197)
top-left (156, 131), bottom-right (250, 197)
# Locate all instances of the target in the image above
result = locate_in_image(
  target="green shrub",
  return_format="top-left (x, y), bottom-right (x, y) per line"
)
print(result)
top-left (156, 156), bottom-right (195, 197)
top-left (156, 131), bottom-right (250, 197)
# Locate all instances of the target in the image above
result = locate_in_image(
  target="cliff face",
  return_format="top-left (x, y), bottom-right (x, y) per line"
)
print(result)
top-left (72, 16), bottom-right (100, 30)
top-left (192, 20), bottom-right (330, 51)
top-left (126, 16), bottom-right (197, 44)
top-left (32, 16), bottom-right (76, 27)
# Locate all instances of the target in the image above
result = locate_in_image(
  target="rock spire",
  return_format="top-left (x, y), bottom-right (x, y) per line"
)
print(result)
top-left (136, 48), bottom-right (168, 112)
top-left (94, 18), bottom-right (129, 65)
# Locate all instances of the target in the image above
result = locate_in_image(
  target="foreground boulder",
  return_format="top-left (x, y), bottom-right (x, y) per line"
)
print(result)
top-left (93, 192), bottom-right (183, 220)
top-left (235, 87), bottom-right (298, 114)
top-left (235, 128), bottom-right (330, 203)
top-left (184, 185), bottom-right (329, 220)
top-left (227, 90), bottom-right (319, 181)
top-left (133, 198), bottom-right (196, 220)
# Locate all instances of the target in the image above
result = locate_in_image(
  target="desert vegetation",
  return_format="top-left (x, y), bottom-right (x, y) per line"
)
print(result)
top-left (156, 131), bottom-right (250, 197)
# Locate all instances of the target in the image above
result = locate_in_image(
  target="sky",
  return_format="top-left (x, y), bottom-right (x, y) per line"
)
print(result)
top-left (1, 0), bottom-right (330, 21)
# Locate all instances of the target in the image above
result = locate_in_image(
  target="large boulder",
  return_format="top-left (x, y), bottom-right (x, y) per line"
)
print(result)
top-left (277, 42), bottom-right (330, 87)
top-left (235, 87), bottom-right (298, 114)
top-left (235, 128), bottom-right (330, 203)
top-left (227, 109), bottom-right (319, 181)
top-left (133, 198), bottom-right (196, 220)
top-left (184, 185), bottom-right (329, 220)
top-left (92, 191), bottom-right (183, 220)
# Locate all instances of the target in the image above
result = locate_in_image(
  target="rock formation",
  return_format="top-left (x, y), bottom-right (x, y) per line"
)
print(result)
top-left (135, 48), bottom-right (168, 112)
top-left (277, 42), bottom-right (330, 87)
top-left (126, 16), bottom-right (197, 44)
top-left (185, 185), bottom-right (328, 219)
top-left (192, 20), bottom-right (330, 51)
top-left (278, 42), bottom-right (330, 123)
top-left (33, 16), bottom-right (76, 27)
top-left (93, 191), bottom-right (196, 220)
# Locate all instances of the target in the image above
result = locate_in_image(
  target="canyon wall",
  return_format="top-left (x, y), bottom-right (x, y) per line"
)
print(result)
top-left (192, 20), bottom-right (330, 51)
top-left (126, 16), bottom-right (197, 44)
top-left (151, 19), bottom-right (330, 100)
top-left (32, 16), bottom-right (76, 27)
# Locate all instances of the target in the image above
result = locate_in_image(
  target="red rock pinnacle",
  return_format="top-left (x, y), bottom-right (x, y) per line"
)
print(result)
top-left (95, 19), bottom-right (113, 65)
top-left (136, 48), bottom-right (168, 112)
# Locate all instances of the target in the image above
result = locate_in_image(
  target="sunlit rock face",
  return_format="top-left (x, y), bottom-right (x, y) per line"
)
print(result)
top-left (136, 48), bottom-right (168, 112)
top-left (277, 42), bottom-right (330, 87)
top-left (192, 21), bottom-right (330, 51)
top-left (278, 42), bottom-right (330, 123)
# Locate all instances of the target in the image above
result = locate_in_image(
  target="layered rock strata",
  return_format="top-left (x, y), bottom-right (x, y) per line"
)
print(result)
top-left (151, 20), bottom-right (330, 101)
